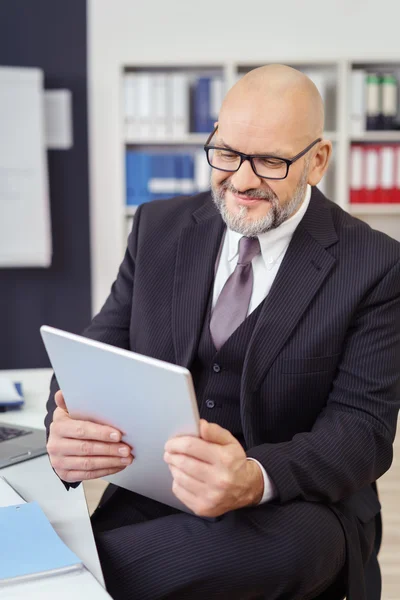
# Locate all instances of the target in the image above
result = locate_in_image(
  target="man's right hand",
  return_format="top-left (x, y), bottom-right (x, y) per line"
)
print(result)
top-left (47, 390), bottom-right (133, 483)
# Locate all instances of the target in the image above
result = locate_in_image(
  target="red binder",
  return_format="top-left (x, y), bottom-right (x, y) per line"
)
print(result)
top-left (395, 146), bottom-right (400, 203)
top-left (378, 145), bottom-right (395, 204)
top-left (350, 145), bottom-right (364, 204)
top-left (363, 144), bottom-right (379, 204)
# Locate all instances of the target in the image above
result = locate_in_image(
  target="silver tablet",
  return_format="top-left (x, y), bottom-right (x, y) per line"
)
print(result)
top-left (40, 325), bottom-right (200, 512)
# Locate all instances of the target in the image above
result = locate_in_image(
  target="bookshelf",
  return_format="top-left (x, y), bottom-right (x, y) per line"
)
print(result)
top-left (350, 204), bottom-right (400, 215)
top-left (97, 58), bottom-right (400, 314)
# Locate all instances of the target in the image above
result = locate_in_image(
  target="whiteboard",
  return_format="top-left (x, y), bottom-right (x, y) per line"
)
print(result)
top-left (0, 67), bottom-right (52, 267)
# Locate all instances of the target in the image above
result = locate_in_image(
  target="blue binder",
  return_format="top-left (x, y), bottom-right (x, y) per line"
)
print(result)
top-left (194, 77), bottom-right (211, 133)
top-left (0, 501), bottom-right (82, 582)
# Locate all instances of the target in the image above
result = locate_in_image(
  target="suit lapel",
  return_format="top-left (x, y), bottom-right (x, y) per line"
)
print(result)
top-left (172, 197), bottom-right (225, 368)
top-left (242, 190), bottom-right (339, 401)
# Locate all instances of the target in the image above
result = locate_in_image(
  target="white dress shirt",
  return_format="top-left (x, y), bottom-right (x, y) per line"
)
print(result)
top-left (212, 185), bottom-right (312, 503)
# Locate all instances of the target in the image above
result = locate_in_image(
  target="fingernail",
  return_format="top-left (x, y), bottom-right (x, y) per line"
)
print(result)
top-left (110, 432), bottom-right (120, 441)
top-left (118, 447), bottom-right (130, 456)
top-left (120, 457), bottom-right (131, 465)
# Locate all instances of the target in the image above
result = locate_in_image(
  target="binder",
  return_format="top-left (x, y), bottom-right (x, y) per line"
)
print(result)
top-left (125, 151), bottom-right (134, 205)
top-left (0, 500), bottom-right (82, 585)
top-left (126, 151), bottom-right (142, 206)
top-left (379, 145), bottom-right (395, 203)
top-left (350, 145), bottom-right (364, 204)
top-left (395, 146), bottom-right (400, 203)
top-left (194, 77), bottom-right (211, 133)
top-left (148, 154), bottom-right (177, 200)
top-left (350, 70), bottom-right (366, 135)
top-left (138, 153), bottom-right (152, 204)
top-left (364, 145), bottom-right (379, 203)
top-left (381, 73), bottom-right (398, 130)
top-left (210, 76), bottom-right (224, 123)
top-left (152, 74), bottom-right (168, 139)
top-left (136, 73), bottom-right (152, 139)
top-left (124, 73), bottom-right (138, 140)
top-left (126, 151), bottom-right (151, 205)
top-left (170, 74), bottom-right (189, 138)
top-left (366, 74), bottom-right (381, 131)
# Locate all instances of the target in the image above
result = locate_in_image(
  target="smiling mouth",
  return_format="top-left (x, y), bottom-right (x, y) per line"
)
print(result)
top-left (231, 191), bottom-right (269, 204)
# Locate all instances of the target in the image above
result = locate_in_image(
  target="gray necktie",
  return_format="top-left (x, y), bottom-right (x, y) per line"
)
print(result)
top-left (210, 236), bottom-right (261, 351)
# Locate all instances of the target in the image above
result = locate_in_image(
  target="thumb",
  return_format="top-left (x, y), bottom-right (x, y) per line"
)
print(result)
top-left (55, 390), bottom-right (68, 413)
top-left (199, 419), bottom-right (235, 445)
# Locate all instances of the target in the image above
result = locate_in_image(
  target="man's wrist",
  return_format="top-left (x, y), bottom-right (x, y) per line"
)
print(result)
top-left (244, 459), bottom-right (264, 506)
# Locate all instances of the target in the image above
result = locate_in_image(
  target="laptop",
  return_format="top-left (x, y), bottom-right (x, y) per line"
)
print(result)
top-left (0, 422), bottom-right (47, 469)
top-left (40, 325), bottom-right (200, 513)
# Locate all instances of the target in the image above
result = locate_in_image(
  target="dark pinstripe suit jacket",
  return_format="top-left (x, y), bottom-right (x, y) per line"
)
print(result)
top-left (46, 187), bottom-right (400, 597)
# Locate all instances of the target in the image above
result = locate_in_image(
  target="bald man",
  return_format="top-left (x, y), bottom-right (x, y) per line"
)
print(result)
top-left (45, 65), bottom-right (400, 600)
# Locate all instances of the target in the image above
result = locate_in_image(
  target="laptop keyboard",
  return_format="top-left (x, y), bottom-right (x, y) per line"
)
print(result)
top-left (0, 426), bottom-right (31, 442)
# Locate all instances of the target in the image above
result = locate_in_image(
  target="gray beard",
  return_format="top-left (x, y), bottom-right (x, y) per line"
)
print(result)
top-left (211, 166), bottom-right (309, 237)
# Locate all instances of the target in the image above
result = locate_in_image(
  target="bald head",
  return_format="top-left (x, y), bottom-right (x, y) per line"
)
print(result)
top-left (219, 64), bottom-right (324, 145)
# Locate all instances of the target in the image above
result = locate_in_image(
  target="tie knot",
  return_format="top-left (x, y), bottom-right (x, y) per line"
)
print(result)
top-left (238, 236), bottom-right (260, 266)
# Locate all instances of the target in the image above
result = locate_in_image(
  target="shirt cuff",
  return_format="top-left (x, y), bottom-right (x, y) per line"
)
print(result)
top-left (246, 458), bottom-right (276, 504)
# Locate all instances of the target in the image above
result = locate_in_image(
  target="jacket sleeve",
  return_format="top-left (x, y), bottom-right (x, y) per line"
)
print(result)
top-left (247, 258), bottom-right (400, 505)
top-left (44, 205), bottom-right (143, 487)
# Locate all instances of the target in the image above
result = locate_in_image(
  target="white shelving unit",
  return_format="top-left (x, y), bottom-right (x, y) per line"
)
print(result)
top-left (349, 204), bottom-right (400, 215)
top-left (92, 58), bottom-right (400, 316)
top-left (121, 59), bottom-right (400, 222)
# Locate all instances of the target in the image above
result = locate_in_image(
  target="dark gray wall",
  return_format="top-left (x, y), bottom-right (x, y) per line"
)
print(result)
top-left (0, 0), bottom-right (91, 369)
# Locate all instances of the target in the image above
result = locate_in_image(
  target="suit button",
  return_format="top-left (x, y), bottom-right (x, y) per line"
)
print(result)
top-left (212, 363), bottom-right (221, 373)
top-left (206, 399), bottom-right (215, 409)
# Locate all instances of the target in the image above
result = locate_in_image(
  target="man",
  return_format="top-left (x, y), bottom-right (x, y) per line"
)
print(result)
top-left (45, 65), bottom-right (400, 600)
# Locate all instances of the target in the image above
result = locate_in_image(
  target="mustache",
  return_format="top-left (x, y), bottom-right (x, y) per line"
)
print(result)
top-left (218, 179), bottom-right (278, 202)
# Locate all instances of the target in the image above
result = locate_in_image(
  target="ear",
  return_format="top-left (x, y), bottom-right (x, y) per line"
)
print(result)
top-left (307, 140), bottom-right (332, 186)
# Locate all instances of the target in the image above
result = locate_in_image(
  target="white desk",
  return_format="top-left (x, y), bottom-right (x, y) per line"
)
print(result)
top-left (0, 369), bottom-right (109, 598)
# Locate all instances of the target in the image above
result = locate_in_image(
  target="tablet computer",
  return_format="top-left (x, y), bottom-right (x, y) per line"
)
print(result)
top-left (40, 325), bottom-right (200, 513)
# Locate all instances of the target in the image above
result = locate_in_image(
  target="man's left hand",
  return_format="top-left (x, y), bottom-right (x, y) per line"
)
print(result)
top-left (164, 419), bottom-right (264, 517)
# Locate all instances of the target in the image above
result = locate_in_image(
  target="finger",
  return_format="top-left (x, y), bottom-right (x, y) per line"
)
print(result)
top-left (164, 436), bottom-right (216, 464)
top-left (171, 480), bottom-right (207, 515)
top-left (60, 466), bottom-right (127, 483)
top-left (51, 454), bottom-right (133, 473)
top-left (199, 420), bottom-right (235, 446)
top-left (49, 438), bottom-right (132, 458)
top-left (52, 417), bottom-right (123, 443)
top-left (169, 464), bottom-right (206, 495)
top-left (52, 406), bottom-right (71, 422)
top-left (55, 390), bottom-right (68, 412)
top-left (164, 451), bottom-right (209, 483)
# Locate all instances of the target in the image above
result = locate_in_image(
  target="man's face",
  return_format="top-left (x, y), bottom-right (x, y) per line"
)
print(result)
top-left (210, 116), bottom-right (311, 236)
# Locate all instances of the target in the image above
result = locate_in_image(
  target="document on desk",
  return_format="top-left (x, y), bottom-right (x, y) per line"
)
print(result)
top-left (0, 501), bottom-right (83, 585)
top-left (0, 378), bottom-right (23, 406)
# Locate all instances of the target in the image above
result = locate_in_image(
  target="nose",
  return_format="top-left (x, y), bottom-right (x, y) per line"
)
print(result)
top-left (230, 158), bottom-right (262, 192)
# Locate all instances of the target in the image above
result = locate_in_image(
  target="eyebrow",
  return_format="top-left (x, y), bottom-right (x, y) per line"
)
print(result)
top-left (216, 138), bottom-right (288, 158)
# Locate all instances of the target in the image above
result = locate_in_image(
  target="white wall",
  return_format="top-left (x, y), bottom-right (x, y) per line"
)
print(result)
top-left (88, 0), bottom-right (400, 314)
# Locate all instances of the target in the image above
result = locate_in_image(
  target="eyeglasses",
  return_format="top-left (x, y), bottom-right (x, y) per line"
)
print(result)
top-left (204, 127), bottom-right (322, 181)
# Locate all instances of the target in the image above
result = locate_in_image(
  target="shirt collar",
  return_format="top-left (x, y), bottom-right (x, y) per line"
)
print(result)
top-left (227, 184), bottom-right (312, 267)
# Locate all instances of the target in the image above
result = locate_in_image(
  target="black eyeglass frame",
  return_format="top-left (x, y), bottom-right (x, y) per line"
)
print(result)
top-left (204, 127), bottom-right (322, 181)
